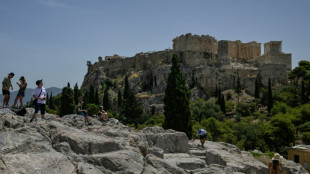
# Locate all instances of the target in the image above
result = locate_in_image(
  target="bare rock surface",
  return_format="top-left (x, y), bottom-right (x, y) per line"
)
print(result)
top-left (0, 109), bottom-right (308, 174)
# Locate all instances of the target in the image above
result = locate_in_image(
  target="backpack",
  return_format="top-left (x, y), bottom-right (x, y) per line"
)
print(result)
top-left (16, 108), bottom-right (27, 116)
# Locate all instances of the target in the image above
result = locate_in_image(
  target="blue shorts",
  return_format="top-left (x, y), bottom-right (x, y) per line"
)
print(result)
top-left (78, 112), bottom-right (87, 117)
top-left (200, 134), bottom-right (207, 140)
top-left (17, 91), bottom-right (25, 97)
top-left (35, 103), bottom-right (46, 115)
top-left (2, 90), bottom-right (10, 96)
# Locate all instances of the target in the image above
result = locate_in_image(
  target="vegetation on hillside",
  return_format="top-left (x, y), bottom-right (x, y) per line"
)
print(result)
top-left (44, 59), bottom-right (310, 155)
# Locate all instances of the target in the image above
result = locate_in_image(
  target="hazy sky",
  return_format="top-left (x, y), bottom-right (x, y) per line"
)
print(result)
top-left (1, 0), bottom-right (309, 89)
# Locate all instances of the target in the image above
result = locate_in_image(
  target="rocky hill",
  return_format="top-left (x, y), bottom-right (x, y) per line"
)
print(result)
top-left (0, 108), bottom-right (307, 174)
top-left (81, 33), bottom-right (291, 114)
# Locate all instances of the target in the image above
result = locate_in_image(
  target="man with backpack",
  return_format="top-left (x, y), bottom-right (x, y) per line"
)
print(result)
top-left (30, 80), bottom-right (47, 122)
top-left (195, 129), bottom-right (207, 148)
top-left (2, 72), bottom-right (14, 108)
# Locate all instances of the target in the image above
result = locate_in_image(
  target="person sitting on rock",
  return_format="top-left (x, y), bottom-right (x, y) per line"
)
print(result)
top-left (268, 153), bottom-right (282, 174)
top-left (77, 101), bottom-right (93, 126)
top-left (97, 106), bottom-right (108, 121)
top-left (195, 129), bottom-right (207, 148)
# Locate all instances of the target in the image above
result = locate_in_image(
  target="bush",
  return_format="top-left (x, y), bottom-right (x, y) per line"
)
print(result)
top-left (138, 114), bottom-right (165, 130)
top-left (86, 104), bottom-right (99, 116)
top-left (236, 102), bottom-right (256, 117)
top-left (46, 106), bottom-right (57, 115)
top-left (225, 101), bottom-right (234, 112)
top-left (302, 132), bottom-right (310, 144)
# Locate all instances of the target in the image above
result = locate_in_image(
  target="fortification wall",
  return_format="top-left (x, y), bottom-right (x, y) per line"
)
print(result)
top-left (258, 53), bottom-right (292, 71)
top-left (173, 33), bottom-right (218, 54)
top-left (218, 40), bottom-right (261, 59)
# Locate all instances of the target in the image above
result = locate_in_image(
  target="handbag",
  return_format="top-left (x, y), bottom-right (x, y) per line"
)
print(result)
top-left (32, 89), bottom-right (42, 106)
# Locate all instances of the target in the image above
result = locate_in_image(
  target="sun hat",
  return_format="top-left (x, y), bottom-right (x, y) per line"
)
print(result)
top-left (272, 153), bottom-right (282, 162)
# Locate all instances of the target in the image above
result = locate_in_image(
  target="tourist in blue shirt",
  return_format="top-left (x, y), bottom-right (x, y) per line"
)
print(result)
top-left (195, 129), bottom-right (207, 148)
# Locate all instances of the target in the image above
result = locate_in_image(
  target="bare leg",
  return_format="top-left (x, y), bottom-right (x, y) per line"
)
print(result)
top-left (31, 113), bottom-right (37, 122)
top-left (2, 95), bottom-right (6, 107)
top-left (13, 96), bottom-right (19, 107)
top-left (4, 95), bottom-right (10, 106)
top-left (19, 97), bottom-right (24, 107)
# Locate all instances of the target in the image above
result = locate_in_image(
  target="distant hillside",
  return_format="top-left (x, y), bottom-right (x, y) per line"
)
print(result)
top-left (0, 87), bottom-right (62, 106)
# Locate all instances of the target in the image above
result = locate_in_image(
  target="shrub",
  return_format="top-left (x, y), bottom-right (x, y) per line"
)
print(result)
top-left (225, 101), bottom-right (234, 112)
top-left (86, 104), bottom-right (99, 116)
top-left (302, 132), bottom-right (310, 144)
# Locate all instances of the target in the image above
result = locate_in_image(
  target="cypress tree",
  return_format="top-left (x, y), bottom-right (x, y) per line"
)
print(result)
top-left (267, 77), bottom-right (273, 113)
top-left (235, 72), bottom-right (242, 103)
top-left (73, 83), bottom-right (81, 105)
top-left (121, 77), bottom-right (143, 128)
top-left (49, 92), bottom-right (55, 110)
top-left (301, 78), bottom-right (306, 104)
top-left (220, 94), bottom-right (226, 115)
top-left (95, 89), bottom-right (100, 105)
top-left (46, 93), bottom-right (49, 106)
top-left (308, 78), bottom-right (310, 103)
top-left (83, 91), bottom-right (89, 105)
top-left (89, 85), bottom-right (95, 104)
top-left (67, 82), bottom-right (70, 88)
top-left (118, 90), bottom-right (122, 109)
top-left (123, 75), bottom-right (130, 100)
top-left (163, 54), bottom-right (192, 138)
top-left (255, 77), bottom-right (259, 99)
top-left (103, 88), bottom-right (110, 110)
top-left (59, 87), bottom-right (75, 116)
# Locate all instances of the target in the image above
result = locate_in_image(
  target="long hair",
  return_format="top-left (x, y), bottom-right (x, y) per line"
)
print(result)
top-left (20, 76), bottom-right (25, 82)
top-left (272, 160), bottom-right (279, 171)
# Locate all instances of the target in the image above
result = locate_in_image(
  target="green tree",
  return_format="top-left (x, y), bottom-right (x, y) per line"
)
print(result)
top-left (103, 87), bottom-right (111, 110)
top-left (49, 92), bottom-right (56, 110)
top-left (301, 78), bottom-right (307, 104)
top-left (203, 117), bottom-right (221, 141)
top-left (83, 91), bottom-right (89, 106)
top-left (123, 75), bottom-right (130, 100)
top-left (118, 90), bottom-right (122, 109)
top-left (163, 54), bottom-right (192, 138)
top-left (122, 76), bottom-right (143, 128)
top-left (267, 78), bottom-right (273, 113)
top-left (95, 89), bottom-right (99, 105)
top-left (59, 87), bottom-right (75, 116)
top-left (255, 77), bottom-right (259, 99)
top-left (73, 83), bottom-right (81, 105)
top-left (235, 72), bottom-right (242, 103)
top-left (89, 85), bottom-right (95, 104)
top-left (190, 98), bottom-right (220, 122)
top-left (46, 93), bottom-right (49, 106)
top-left (67, 82), bottom-right (70, 88)
top-left (220, 94), bottom-right (226, 115)
top-left (265, 114), bottom-right (295, 152)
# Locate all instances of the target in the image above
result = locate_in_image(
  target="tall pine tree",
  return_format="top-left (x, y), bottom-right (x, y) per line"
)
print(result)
top-left (59, 87), bottom-right (75, 116)
top-left (235, 72), bottom-right (242, 103)
top-left (118, 90), bottom-right (123, 109)
top-left (122, 76), bottom-right (143, 128)
top-left (255, 77), bottom-right (259, 99)
top-left (267, 77), bottom-right (273, 113)
top-left (103, 87), bottom-right (111, 110)
top-left (163, 54), bottom-right (192, 138)
top-left (73, 83), bottom-right (81, 105)
top-left (95, 89), bottom-right (100, 105)
top-left (301, 78), bottom-right (306, 104)
top-left (89, 85), bottom-right (95, 104)
top-left (220, 94), bottom-right (226, 115)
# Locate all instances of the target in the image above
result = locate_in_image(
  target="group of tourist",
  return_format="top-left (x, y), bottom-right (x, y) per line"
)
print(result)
top-left (2, 72), bottom-right (108, 125)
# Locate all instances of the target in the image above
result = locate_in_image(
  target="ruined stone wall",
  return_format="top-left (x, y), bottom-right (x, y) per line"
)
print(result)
top-left (173, 33), bottom-right (218, 54)
top-left (218, 40), bottom-right (261, 59)
top-left (264, 41), bottom-right (282, 54)
top-left (258, 53), bottom-right (292, 71)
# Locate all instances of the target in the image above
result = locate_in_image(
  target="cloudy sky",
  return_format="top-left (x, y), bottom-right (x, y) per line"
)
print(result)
top-left (0, 0), bottom-right (309, 89)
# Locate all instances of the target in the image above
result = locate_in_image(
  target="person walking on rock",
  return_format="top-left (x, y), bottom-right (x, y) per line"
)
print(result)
top-left (12, 76), bottom-right (27, 108)
top-left (195, 129), bottom-right (207, 148)
top-left (2, 72), bottom-right (14, 108)
top-left (268, 153), bottom-right (283, 174)
top-left (77, 101), bottom-right (93, 125)
top-left (30, 80), bottom-right (46, 122)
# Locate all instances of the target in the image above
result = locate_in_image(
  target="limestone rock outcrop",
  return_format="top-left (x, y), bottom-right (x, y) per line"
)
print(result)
top-left (0, 109), bottom-right (307, 174)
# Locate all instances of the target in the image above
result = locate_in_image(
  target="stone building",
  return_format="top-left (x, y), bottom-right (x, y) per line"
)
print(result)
top-left (218, 40), bottom-right (261, 59)
top-left (288, 145), bottom-right (310, 172)
top-left (173, 33), bottom-right (218, 54)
